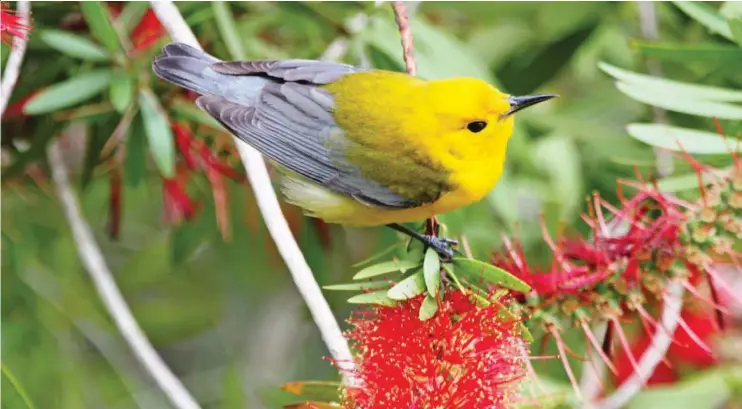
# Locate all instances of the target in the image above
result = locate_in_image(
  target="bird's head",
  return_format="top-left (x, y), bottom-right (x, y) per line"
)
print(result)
top-left (425, 78), bottom-right (557, 148)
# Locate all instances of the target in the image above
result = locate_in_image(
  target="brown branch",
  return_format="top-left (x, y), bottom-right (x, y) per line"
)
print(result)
top-left (391, 1), bottom-right (417, 76)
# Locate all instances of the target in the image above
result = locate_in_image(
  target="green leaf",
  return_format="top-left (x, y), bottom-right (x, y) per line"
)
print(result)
top-left (352, 242), bottom-right (405, 268)
top-left (387, 272), bottom-right (426, 300)
top-left (615, 82), bottom-right (742, 119)
top-left (80, 2), bottom-right (122, 53)
top-left (212, 2), bottom-right (246, 60)
top-left (627, 123), bottom-right (741, 154)
top-left (353, 259), bottom-right (420, 280)
top-left (322, 280), bottom-right (391, 291)
top-left (281, 381), bottom-right (341, 403)
top-left (81, 117), bottom-right (116, 190)
top-left (109, 74), bottom-right (134, 113)
top-left (118, 2), bottom-right (150, 34)
top-left (599, 62), bottom-right (742, 102)
top-left (138, 89), bottom-right (175, 178)
top-left (452, 257), bottom-right (531, 293)
top-left (423, 248), bottom-right (441, 297)
top-left (24, 69), bottom-right (112, 115)
top-left (632, 41), bottom-right (742, 64)
top-left (39, 30), bottom-right (110, 61)
top-left (673, 1), bottom-right (734, 41)
top-left (347, 291), bottom-right (396, 306)
top-left (728, 18), bottom-right (742, 46)
top-left (627, 366), bottom-right (742, 409)
top-left (418, 295), bottom-right (438, 321)
top-left (655, 168), bottom-right (731, 192)
top-left (125, 110), bottom-right (145, 187)
top-left (404, 238), bottom-right (425, 263)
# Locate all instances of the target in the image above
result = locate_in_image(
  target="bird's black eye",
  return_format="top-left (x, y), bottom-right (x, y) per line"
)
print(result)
top-left (466, 121), bottom-right (487, 133)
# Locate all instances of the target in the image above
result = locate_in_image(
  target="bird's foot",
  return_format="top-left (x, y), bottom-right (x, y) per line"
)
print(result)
top-left (422, 235), bottom-right (458, 262)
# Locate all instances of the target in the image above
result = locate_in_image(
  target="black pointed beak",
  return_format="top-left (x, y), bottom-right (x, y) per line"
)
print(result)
top-left (504, 94), bottom-right (558, 117)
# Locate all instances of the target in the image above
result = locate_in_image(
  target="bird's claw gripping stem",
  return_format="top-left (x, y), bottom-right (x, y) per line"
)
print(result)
top-left (422, 235), bottom-right (457, 261)
top-left (386, 223), bottom-right (459, 262)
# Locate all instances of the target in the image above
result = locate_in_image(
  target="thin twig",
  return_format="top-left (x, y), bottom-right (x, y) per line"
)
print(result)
top-left (0, 0), bottom-right (31, 117)
top-left (391, 1), bottom-right (417, 76)
top-left (149, 1), bottom-right (357, 386)
top-left (47, 141), bottom-right (201, 409)
top-left (591, 280), bottom-right (684, 409)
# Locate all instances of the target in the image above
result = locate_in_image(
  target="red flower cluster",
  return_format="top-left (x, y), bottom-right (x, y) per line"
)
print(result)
top-left (492, 145), bottom-right (741, 392)
top-left (163, 123), bottom-right (246, 238)
top-left (0, 1), bottom-right (31, 46)
top-left (343, 290), bottom-right (526, 409)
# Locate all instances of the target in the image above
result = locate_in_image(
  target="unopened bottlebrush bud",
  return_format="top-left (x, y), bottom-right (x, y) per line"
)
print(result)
top-left (718, 214), bottom-right (742, 237)
top-left (686, 245), bottom-right (712, 267)
top-left (729, 192), bottom-right (742, 209)
top-left (642, 273), bottom-right (664, 296)
top-left (691, 224), bottom-right (716, 244)
top-left (698, 207), bottom-right (717, 223)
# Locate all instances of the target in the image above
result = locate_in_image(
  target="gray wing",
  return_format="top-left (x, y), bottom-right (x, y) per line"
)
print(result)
top-left (197, 82), bottom-right (419, 209)
top-left (212, 59), bottom-right (361, 84)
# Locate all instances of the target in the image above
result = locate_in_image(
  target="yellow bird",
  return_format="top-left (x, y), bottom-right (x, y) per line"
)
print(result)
top-left (153, 43), bottom-right (555, 258)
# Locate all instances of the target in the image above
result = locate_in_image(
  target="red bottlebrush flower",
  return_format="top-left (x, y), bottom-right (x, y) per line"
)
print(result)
top-left (1, 2), bottom-right (31, 46)
top-left (162, 168), bottom-right (198, 224)
top-left (130, 8), bottom-right (165, 52)
top-left (343, 289), bottom-right (526, 409)
top-left (172, 122), bottom-right (246, 183)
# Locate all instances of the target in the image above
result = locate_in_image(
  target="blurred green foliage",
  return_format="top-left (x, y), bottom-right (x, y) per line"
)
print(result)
top-left (2, 1), bottom-right (741, 408)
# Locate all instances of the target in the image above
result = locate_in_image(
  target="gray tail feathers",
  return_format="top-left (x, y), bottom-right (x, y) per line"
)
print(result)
top-left (152, 43), bottom-right (222, 96)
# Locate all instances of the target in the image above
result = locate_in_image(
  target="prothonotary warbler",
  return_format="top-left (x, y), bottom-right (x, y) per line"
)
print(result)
top-left (153, 43), bottom-right (556, 258)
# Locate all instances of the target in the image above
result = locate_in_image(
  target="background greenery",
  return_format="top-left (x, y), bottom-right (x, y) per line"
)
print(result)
top-left (2, 1), bottom-right (741, 409)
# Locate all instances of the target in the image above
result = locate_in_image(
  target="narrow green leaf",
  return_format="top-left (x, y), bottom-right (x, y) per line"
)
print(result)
top-left (281, 381), bottom-right (342, 403)
top-left (404, 238), bottom-right (425, 263)
top-left (82, 117), bottom-right (116, 190)
top-left (419, 295), bottom-right (438, 321)
top-left (212, 2), bottom-right (246, 60)
top-left (352, 242), bottom-right (405, 268)
top-left (80, 2), bottom-right (122, 53)
top-left (322, 280), bottom-right (391, 291)
top-left (632, 41), bottom-right (742, 64)
top-left (347, 291), bottom-right (396, 306)
top-left (138, 88), bottom-right (175, 178)
top-left (118, 2), bottom-right (150, 34)
top-left (442, 264), bottom-right (466, 293)
top-left (353, 259), bottom-right (420, 280)
top-left (452, 257), bottom-right (531, 293)
top-left (125, 110), bottom-right (145, 187)
top-left (39, 30), bottom-right (110, 61)
top-left (728, 18), bottom-right (742, 46)
top-left (24, 69), bottom-right (112, 115)
top-left (387, 272), bottom-right (426, 300)
top-left (656, 168), bottom-right (730, 192)
top-left (423, 247), bottom-right (441, 297)
top-left (616, 82), bottom-right (742, 119)
top-left (627, 123), bottom-right (741, 154)
top-left (110, 74), bottom-right (134, 113)
top-left (673, 1), bottom-right (734, 41)
top-left (599, 62), bottom-right (742, 102)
